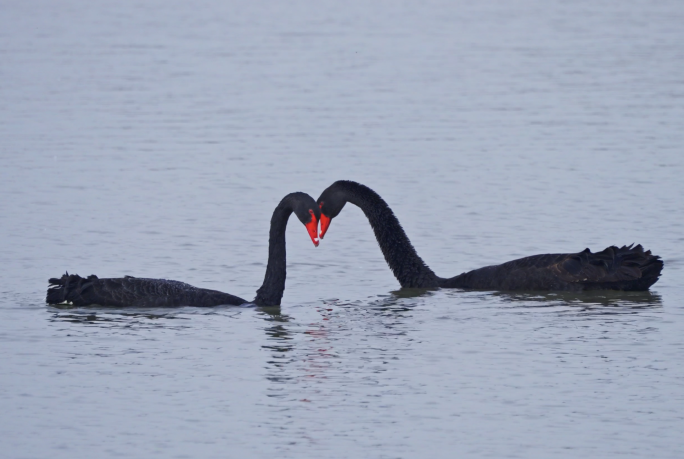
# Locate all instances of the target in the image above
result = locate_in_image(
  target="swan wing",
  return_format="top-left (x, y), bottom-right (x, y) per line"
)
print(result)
top-left (442, 244), bottom-right (662, 291)
top-left (551, 244), bottom-right (663, 289)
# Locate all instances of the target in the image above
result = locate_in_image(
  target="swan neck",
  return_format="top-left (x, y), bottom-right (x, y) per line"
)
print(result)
top-left (254, 200), bottom-right (292, 306)
top-left (338, 181), bottom-right (439, 288)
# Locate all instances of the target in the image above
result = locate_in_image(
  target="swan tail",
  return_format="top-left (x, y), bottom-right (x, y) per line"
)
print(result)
top-left (579, 244), bottom-right (663, 291)
top-left (46, 273), bottom-right (99, 305)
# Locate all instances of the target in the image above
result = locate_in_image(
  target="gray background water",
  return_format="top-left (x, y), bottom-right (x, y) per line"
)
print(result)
top-left (1, 0), bottom-right (683, 457)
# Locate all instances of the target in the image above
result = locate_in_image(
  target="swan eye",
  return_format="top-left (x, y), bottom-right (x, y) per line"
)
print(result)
top-left (319, 202), bottom-right (324, 209)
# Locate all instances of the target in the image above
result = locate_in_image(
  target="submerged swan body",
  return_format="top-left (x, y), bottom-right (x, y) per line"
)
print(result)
top-left (47, 192), bottom-right (321, 307)
top-left (317, 181), bottom-right (663, 291)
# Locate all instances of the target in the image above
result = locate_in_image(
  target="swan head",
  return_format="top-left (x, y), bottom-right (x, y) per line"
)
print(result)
top-left (316, 182), bottom-right (348, 239)
top-left (289, 192), bottom-right (321, 247)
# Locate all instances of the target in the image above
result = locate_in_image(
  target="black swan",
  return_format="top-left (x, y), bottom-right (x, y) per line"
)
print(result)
top-left (317, 181), bottom-right (663, 291)
top-left (46, 192), bottom-right (321, 307)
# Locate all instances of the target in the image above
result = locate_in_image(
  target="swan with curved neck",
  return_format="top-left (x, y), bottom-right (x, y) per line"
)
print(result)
top-left (317, 181), bottom-right (663, 291)
top-left (47, 192), bottom-right (321, 307)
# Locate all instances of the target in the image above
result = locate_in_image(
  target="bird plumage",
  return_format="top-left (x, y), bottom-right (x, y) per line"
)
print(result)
top-left (440, 245), bottom-right (662, 291)
top-left (46, 192), bottom-right (321, 307)
top-left (317, 181), bottom-right (663, 292)
top-left (47, 274), bottom-right (247, 307)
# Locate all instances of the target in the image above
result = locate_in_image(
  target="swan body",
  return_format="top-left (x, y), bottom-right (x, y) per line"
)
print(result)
top-left (46, 275), bottom-right (248, 307)
top-left (439, 246), bottom-right (662, 291)
top-left (47, 192), bottom-right (321, 307)
top-left (317, 181), bottom-right (663, 292)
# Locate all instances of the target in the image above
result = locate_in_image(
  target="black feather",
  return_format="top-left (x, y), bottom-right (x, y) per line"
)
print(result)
top-left (46, 192), bottom-right (321, 307)
top-left (46, 273), bottom-right (246, 307)
top-left (318, 181), bottom-right (663, 292)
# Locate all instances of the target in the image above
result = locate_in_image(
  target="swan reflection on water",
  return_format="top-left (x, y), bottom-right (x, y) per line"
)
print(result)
top-left (385, 286), bottom-right (663, 312)
top-left (490, 290), bottom-right (663, 310)
top-left (47, 303), bottom-right (276, 328)
top-left (46, 283), bottom-right (662, 329)
top-left (259, 307), bottom-right (295, 357)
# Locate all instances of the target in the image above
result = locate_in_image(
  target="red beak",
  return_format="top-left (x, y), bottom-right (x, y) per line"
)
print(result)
top-left (305, 215), bottom-right (320, 247)
top-left (319, 213), bottom-right (331, 239)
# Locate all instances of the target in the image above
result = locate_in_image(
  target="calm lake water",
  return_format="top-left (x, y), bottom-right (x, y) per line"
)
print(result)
top-left (2, 0), bottom-right (684, 457)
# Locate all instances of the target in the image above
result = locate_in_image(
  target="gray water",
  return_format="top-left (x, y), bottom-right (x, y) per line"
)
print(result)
top-left (2, 0), bottom-right (684, 457)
